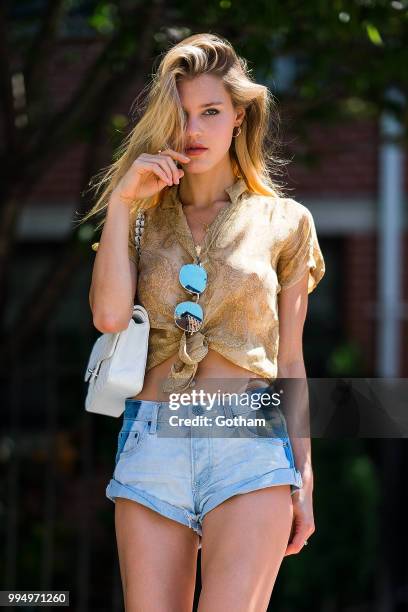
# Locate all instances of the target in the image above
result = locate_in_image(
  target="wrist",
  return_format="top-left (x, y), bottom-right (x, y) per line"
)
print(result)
top-left (110, 186), bottom-right (129, 207)
top-left (300, 464), bottom-right (313, 485)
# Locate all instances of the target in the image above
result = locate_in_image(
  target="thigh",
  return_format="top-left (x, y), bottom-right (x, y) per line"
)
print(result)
top-left (115, 497), bottom-right (200, 612)
top-left (198, 485), bottom-right (293, 612)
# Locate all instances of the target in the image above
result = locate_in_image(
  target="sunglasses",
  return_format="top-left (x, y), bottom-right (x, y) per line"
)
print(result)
top-left (174, 262), bottom-right (207, 333)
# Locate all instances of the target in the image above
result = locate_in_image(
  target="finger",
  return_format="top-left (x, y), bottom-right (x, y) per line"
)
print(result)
top-left (145, 159), bottom-right (173, 184)
top-left (149, 155), bottom-right (174, 184)
top-left (158, 154), bottom-right (180, 184)
top-left (157, 149), bottom-right (190, 165)
top-left (157, 149), bottom-right (190, 181)
top-left (284, 530), bottom-right (309, 556)
top-left (139, 154), bottom-right (173, 184)
top-left (143, 161), bottom-right (172, 186)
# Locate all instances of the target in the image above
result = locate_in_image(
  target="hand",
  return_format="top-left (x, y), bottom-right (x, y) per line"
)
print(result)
top-left (114, 149), bottom-right (191, 203)
top-left (284, 486), bottom-right (315, 556)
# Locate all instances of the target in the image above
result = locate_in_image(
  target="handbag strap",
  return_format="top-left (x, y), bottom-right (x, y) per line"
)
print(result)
top-left (133, 211), bottom-right (146, 313)
top-left (91, 210), bottom-right (145, 256)
top-left (135, 210), bottom-right (145, 258)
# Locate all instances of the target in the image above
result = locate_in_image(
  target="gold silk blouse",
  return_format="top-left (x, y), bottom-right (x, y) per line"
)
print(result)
top-left (127, 177), bottom-right (326, 394)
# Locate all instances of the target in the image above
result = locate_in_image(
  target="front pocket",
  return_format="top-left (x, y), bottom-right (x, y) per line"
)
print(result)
top-left (241, 409), bottom-right (288, 445)
top-left (116, 420), bottom-right (151, 462)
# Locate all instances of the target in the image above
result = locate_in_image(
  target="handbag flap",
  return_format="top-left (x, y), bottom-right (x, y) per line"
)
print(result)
top-left (84, 305), bottom-right (150, 384)
top-left (84, 331), bottom-right (120, 382)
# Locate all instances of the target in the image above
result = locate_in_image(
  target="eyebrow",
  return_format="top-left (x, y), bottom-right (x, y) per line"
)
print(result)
top-left (182, 101), bottom-right (224, 110)
top-left (200, 101), bottom-right (224, 107)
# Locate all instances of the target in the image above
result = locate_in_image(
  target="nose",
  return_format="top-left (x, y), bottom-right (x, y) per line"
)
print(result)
top-left (185, 116), bottom-right (204, 137)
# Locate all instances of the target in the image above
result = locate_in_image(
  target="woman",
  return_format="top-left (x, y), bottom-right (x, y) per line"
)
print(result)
top-left (83, 33), bottom-right (325, 611)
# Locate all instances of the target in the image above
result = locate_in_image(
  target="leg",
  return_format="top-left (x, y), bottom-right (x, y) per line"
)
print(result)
top-left (198, 485), bottom-right (293, 612)
top-left (115, 497), bottom-right (200, 611)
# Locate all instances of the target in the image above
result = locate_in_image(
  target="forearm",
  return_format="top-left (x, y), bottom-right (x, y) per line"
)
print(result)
top-left (89, 190), bottom-right (134, 331)
top-left (277, 359), bottom-right (313, 491)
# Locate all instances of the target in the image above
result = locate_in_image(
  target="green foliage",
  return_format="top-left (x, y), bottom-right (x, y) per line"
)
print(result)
top-left (365, 22), bottom-right (384, 45)
top-left (327, 340), bottom-right (367, 376)
top-left (9, 0), bottom-right (408, 139)
top-left (88, 2), bottom-right (119, 35)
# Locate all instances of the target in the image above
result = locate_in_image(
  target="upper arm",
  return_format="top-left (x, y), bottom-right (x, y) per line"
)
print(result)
top-left (88, 244), bottom-right (138, 315)
top-left (277, 269), bottom-right (309, 366)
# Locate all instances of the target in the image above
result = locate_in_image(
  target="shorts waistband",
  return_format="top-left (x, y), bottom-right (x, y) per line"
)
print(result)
top-left (124, 386), bottom-right (280, 426)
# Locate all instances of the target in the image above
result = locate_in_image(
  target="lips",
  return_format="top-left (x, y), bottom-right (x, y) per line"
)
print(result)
top-left (185, 146), bottom-right (208, 157)
top-left (186, 145), bottom-right (207, 151)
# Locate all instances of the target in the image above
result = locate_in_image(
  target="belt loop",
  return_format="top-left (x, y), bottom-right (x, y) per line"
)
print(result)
top-left (222, 398), bottom-right (234, 419)
top-left (148, 403), bottom-right (160, 434)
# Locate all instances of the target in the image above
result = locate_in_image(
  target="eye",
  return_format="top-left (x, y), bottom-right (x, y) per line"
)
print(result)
top-left (203, 108), bottom-right (219, 116)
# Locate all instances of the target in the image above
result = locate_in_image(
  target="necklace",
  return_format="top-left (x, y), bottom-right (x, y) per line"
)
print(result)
top-left (180, 205), bottom-right (212, 262)
top-left (179, 194), bottom-right (236, 265)
top-left (193, 223), bottom-right (225, 263)
top-left (181, 205), bottom-right (211, 232)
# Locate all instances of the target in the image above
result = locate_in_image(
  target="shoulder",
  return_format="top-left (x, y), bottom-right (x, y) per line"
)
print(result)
top-left (278, 197), bottom-right (311, 222)
top-left (274, 197), bottom-right (317, 243)
top-left (241, 191), bottom-right (279, 214)
top-left (244, 193), bottom-right (313, 238)
top-left (244, 192), bottom-right (310, 218)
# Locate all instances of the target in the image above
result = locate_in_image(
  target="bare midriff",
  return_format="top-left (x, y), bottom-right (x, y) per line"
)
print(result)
top-left (130, 348), bottom-right (269, 402)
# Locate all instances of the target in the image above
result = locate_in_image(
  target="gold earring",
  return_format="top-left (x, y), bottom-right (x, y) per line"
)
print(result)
top-left (233, 125), bottom-right (241, 138)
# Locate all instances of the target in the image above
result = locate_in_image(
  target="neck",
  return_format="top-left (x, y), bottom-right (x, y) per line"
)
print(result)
top-left (179, 159), bottom-right (236, 210)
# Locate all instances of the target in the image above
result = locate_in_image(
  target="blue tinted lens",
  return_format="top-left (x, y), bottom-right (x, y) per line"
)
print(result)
top-left (174, 301), bottom-right (204, 333)
top-left (179, 264), bottom-right (207, 295)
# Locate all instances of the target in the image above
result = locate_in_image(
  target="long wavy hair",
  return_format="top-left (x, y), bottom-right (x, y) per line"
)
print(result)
top-left (76, 32), bottom-right (289, 243)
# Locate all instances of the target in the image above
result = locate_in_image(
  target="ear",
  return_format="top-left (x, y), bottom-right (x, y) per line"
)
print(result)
top-left (234, 106), bottom-right (245, 127)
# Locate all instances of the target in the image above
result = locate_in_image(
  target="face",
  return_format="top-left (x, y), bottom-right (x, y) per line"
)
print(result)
top-left (177, 73), bottom-right (245, 174)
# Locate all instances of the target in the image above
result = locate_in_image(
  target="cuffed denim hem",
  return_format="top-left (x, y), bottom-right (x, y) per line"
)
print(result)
top-left (106, 477), bottom-right (203, 538)
top-left (201, 467), bottom-right (303, 519)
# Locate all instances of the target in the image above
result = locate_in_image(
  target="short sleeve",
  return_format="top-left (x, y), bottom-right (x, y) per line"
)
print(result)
top-left (277, 207), bottom-right (325, 294)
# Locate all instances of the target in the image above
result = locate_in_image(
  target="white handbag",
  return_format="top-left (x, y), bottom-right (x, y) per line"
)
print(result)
top-left (84, 211), bottom-right (149, 418)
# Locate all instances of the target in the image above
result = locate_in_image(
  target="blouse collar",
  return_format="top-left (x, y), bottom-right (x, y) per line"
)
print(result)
top-left (160, 176), bottom-right (248, 210)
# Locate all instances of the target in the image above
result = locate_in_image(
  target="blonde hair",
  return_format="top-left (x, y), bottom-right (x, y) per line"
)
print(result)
top-left (76, 32), bottom-right (289, 242)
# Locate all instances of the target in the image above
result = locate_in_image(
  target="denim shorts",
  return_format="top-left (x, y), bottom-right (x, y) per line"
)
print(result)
top-left (106, 386), bottom-right (303, 550)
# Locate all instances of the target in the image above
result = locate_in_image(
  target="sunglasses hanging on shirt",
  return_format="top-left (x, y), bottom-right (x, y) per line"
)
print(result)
top-left (173, 180), bottom-right (234, 335)
top-left (174, 254), bottom-right (207, 333)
